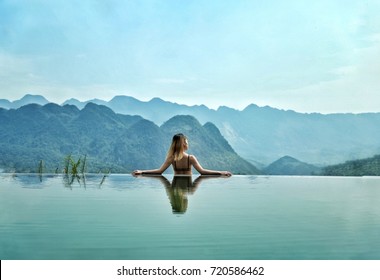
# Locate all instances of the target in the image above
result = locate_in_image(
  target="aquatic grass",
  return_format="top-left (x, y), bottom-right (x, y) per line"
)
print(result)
top-left (37, 159), bottom-right (44, 174)
top-left (37, 160), bottom-right (44, 182)
top-left (81, 154), bottom-right (87, 174)
top-left (64, 154), bottom-right (87, 176)
top-left (63, 154), bottom-right (87, 187)
top-left (63, 155), bottom-right (71, 175)
top-left (69, 157), bottom-right (81, 175)
top-left (33, 154), bottom-right (108, 188)
top-left (99, 169), bottom-right (110, 188)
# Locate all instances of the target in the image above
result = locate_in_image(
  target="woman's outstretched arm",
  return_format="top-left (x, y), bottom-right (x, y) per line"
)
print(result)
top-left (190, 155), bottom-right (232, 176)
top-left (132, 157), bottom-right (173, 176)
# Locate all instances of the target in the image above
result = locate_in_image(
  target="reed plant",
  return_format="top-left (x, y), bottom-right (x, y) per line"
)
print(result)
top-left (37, 159), bottom-right (44, 182)
top-left (99, 169), bottom-right (110, 188)
top-left (61, 155), bottom-right (110, 188)
top-left (37, 159), bottom-right (44, 174)
top-left (63, 154), bottom-right (88, 186)
top-left (64, 154), bottom-right (87, 176)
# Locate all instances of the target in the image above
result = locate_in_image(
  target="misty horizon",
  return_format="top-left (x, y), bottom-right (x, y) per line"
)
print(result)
top-left (2, 93), bottom-right (380, 115)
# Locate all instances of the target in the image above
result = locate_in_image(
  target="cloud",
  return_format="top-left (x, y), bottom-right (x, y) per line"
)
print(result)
top-left (0, 52), bottom-right (44, 92)
top-left (0, 53), bottom-right (28, 76)
top-left (262, 35), bottom-right (380, 113)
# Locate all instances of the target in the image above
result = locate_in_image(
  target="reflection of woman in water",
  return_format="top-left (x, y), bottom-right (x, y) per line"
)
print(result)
top-left (162, 176), bottom-right (195, 214)
top-left (132, 133), bottom-right (232, 176)
top-left (150, 175), bottom-right (211, 214)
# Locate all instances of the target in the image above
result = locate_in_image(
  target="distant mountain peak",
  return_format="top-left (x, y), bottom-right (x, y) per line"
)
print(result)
top-left (162, 115), bottom-right (201, 127)
top-left (264, 156), bottom-right (321, 175)
top-left (22, 93), bottom-right (43, 98)
top-left (150, 97), bottom-right (165, 102)
top-left (19, 94), bottom-right (49, 103)
top-left (88, 98), bottom-right (106, 103)
top-left (0, 94), bottom-right (50, 109)
top-left (64, 98), bottom-right (81, 102)
top-left (110, 95), bottom-right (139, 102)
top-left (82, 102), bottom-right (115, 114)
top-left (19, 103), bottom-right (43, 110)
top-left (243, 103), bottom-right (280, 112)
top-left (217, 105), bottom-right (238, 112)
top-left (277, 155), bottom-right (299, 162)
top-left (243, 104), bottom-right (259, 111)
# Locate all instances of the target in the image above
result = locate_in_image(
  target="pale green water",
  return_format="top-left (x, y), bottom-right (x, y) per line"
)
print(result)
top-left (0, 174), bottom-right (379, 260)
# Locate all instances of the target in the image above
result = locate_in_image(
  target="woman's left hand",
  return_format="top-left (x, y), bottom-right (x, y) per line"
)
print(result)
top-left (132, 170), bottom-right (142, 176)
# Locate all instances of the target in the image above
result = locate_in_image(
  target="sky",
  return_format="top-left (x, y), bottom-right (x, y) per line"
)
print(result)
top-left (1, 0), bottom-right (380, 113)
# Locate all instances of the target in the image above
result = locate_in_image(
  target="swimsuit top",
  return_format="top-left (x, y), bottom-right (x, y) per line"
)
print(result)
top-left (173, 155), bottom-right (191, 172)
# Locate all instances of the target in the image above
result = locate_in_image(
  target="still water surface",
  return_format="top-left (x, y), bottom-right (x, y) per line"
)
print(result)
top-left (0, 174), bottom-right (379, 260)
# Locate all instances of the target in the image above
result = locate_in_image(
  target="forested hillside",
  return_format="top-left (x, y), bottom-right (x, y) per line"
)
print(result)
top-left (0, 103), bottom-right (259, 174)
top-left (322, 155), bottom-right (380, 176)
top-left (3, 94), bottom-right (380, 167)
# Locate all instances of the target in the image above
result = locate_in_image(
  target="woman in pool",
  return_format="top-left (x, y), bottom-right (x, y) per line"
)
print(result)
top-left (132, 133), bottom-right (232, 176)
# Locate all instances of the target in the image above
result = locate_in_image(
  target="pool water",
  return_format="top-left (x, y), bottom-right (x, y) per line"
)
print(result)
top-left (0, 174), bottom-right (379, 260)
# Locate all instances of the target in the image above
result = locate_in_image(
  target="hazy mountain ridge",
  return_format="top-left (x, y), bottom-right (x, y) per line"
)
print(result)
top-left (263, 156), bottom-right (322, 175)
top-left (0, 103), bottom-right (259, 174)
top-left (2, 94), bottom-right (380, 167)
top-left (59, 95), bottom-right (380, 166)
top-left (0, 94), bottom-right (49, 109)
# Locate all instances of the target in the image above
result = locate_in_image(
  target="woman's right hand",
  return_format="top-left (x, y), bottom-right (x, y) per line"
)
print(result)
top-left (221, 171), bottom-right (232, 177)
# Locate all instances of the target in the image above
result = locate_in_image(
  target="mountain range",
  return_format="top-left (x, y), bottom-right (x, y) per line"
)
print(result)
top-left (2, 94), bottom-right (380, 168)
top-left (0, 94), bottom-right (49, 109)
top-left (0, 102), bottom-right (259, 174)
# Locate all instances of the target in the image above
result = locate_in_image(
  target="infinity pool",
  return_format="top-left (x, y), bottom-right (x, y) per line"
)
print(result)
top-left (0, 174), bottom-right (379, 260)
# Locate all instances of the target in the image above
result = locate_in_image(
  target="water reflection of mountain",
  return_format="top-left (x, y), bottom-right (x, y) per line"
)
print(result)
top-left (12, 174), bottom-right (58, 188)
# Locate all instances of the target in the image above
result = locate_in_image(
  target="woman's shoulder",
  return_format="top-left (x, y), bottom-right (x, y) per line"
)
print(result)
top-left (188, 154), bottom-right (197, 161)
top-left (166, 155), bottom-right (175, 162)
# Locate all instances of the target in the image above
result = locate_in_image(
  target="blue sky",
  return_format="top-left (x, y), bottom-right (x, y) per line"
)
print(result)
top-left (1, 0), bottom-right (380, 113)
